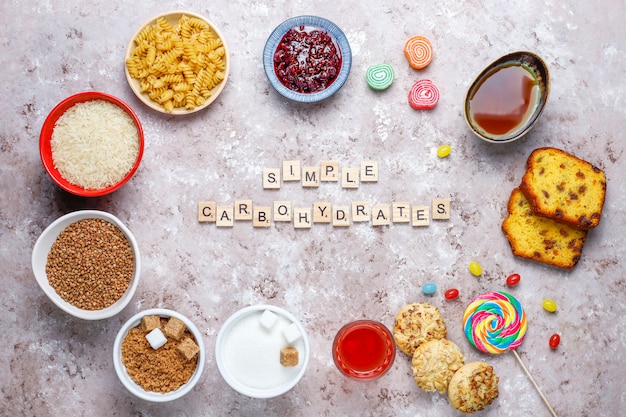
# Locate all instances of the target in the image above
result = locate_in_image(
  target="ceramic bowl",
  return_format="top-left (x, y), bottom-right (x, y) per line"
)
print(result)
top-left (39, 91), bottom-right (144, 197)
top-left (125, 10), bottom-right (230, 114)
top-left (215, 304), bottom-right (310, 398)
top-left (464, 51), bottom-right (550, 143)
top-left (113, 308), bottom-right (206, 402)
top-left (263, 15), bottom-right (352, 103)
top-left (31, 210), bottom-right (140, 320)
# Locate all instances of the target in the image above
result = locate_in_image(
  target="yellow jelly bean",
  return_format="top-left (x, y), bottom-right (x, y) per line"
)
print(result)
top-left (437, 144), bottom-right (451, 158)
top-left (542, 299), bottom-right (557, 313)
top-left (469, 261), bottom-right (482, 276)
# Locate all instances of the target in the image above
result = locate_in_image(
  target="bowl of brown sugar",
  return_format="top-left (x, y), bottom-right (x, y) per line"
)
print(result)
top-left (31, 210), bottom-right (140, 320)
top-left (113, 309), bottom-right (206, 402)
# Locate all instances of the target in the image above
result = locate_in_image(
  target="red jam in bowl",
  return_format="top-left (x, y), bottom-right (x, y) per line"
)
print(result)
top-left (273, 25), bottom-right (342, 94)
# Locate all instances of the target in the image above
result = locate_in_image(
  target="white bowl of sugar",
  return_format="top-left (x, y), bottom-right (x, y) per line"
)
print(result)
top-left (215, 304), bottom-right (310, 398)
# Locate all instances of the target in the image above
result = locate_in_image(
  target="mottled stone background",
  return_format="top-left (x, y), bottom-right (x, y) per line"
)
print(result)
top-left (1, 0), bottom-right (625, 416)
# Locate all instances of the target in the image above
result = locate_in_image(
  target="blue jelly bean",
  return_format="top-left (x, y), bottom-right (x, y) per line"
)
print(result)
top-left (422, 282), bottom-right (437, 295)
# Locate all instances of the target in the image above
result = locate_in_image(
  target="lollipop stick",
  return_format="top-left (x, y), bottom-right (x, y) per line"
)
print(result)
top-left (512, 350), bottom-right (558, 417)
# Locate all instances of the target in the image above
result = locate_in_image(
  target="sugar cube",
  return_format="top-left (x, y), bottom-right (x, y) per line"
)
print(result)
top-left (140, 315), bottom-right (161, 332)
top-left (177, 337), bottom-right (200, 361)
top-left (282, 322), bottom-right (301, 343)
top-left (145, 328), bottom-right (167, 349)
top-left (163, 317), bottom-right (186, 340)
top-left (259, 310), bottom-right (278, 330)
top-left (280, 346), bottom-right (299, 367)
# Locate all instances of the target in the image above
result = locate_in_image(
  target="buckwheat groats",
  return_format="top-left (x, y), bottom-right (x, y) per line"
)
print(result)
top-left (45, 218), bottom-right (134, 310)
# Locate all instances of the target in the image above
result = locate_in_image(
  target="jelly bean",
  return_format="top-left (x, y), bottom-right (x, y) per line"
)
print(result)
top-left (444, 288), bottom-right (459, 300)
top-left (422, 282), bottom-right (437, 295)
top-left (437, 145), bottom-right (451, 158)
top-left (549, 333), bottom-right (560, 349)
top-left (542, 299), bottom-right (557, 313)
top-left (468, 261), bottom-right (482, 277)
top-left (506, 273), bottom-right (521, 287)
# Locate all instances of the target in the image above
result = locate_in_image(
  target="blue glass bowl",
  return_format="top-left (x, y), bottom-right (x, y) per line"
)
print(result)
top-left (263, 16), bottom-right (352, 103)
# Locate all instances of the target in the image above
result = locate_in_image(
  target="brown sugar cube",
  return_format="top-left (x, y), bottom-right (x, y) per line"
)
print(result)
top-left (177, 337), bottom-right (200, 361)
top-left (140, 315), bottom-right (161, 333)
top-left (280, 346), bottom-right (299, 367)
top-left (163, 317), bottom-right (186, 340)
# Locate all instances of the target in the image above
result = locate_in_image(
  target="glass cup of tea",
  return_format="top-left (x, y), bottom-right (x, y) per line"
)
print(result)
top-left (332, 320), bottom-right (396, 380)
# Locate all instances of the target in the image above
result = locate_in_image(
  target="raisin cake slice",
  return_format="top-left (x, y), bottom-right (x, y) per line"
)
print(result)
top-left (519, 147), bottom-right (606, 230)
top-left (502, 188), bottom-right (587, 269)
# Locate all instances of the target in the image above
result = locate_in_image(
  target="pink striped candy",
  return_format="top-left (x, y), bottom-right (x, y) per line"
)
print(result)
top-left (408, 79), bottom-right (439, 110)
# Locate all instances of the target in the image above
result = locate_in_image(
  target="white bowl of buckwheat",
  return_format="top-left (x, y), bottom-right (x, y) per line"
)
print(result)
top-left (113, 308), bottom-right (206, 402)
top-left (31, 210), bottom-right (140, 320)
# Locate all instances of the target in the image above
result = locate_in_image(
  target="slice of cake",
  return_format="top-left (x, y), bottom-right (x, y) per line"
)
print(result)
top-left (502, 188), bottom-right (587, 269)
top-left (519, 147), bottom-right (606, 230)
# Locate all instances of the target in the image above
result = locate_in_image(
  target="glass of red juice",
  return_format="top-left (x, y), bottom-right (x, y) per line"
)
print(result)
top-left (332, 320), bottom-right (396, 380)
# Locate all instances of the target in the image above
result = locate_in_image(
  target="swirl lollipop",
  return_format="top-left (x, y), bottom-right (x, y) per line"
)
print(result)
top-left (464, 291), bottom-right (527, 354)
top-left (464, 291), bottom-right (557, 417)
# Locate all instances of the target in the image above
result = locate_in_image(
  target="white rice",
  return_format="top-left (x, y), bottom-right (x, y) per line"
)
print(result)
top-left (51, 100), bottom-right (140, 190)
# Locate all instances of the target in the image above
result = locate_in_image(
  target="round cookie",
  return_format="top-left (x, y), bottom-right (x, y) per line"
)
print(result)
top-left (393, 303), bottom-right (447, 356)
top-left (448, 361), bottom-right (499, 413)
top-left (411, 338), bottom-right (465, 394)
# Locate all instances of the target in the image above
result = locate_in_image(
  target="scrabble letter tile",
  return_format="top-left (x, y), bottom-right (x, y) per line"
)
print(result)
top-left (198, 201), bottom-right (216, 223)
top-left (360, 161), bottom-right (378, 182)
top-left (253, 206), bottom-right (271, 227)
top-left (392, 202), bottom-right (411, 223)
top-left (332, 205), bottom-right (351, 227)
top-left (273, 201), bottom-right (292, 222)
top-left (320, 161), bottom-right (339, 181)
top-left (313, 202), bottom-right (331, 223)
top-left (372, 204), bottom-right (390, 226)
top-left (282, 160), bottom-right (301, 181)
top-left (341, 167), bottom-right (360, 189)
top-left (432, 199), bottom-right (451, 220)
top-left (352, 201), bottom-right (371, 222)
top-left (302, 166), bottom-right (320, 188)
top-left (234, 199), bottom-right (253, 221)
top-left (412, 205), bottom-right (430, 226)
top-left (294, 207), bottom-right (312, 229)
top-left (216, 206), bottom-right (234, 227)
top-left (263, 168), bottom-right (281, 189)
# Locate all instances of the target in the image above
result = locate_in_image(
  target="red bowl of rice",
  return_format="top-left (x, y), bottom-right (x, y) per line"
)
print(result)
top-left (40, 92), bottom-right (144, 197)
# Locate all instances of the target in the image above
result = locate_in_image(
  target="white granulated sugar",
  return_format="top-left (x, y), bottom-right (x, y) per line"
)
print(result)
top-left (51, 100), bottom-right (139, 190)
top-left (222, 311), bottom-right (304, 389)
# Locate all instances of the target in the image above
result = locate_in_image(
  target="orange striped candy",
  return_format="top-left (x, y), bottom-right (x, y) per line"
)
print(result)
top-left (404, 36), bottom-right (433, 70)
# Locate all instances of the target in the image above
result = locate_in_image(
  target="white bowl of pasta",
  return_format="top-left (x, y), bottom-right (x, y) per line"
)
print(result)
top-left (125, 11), bottom-right (230, 115)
